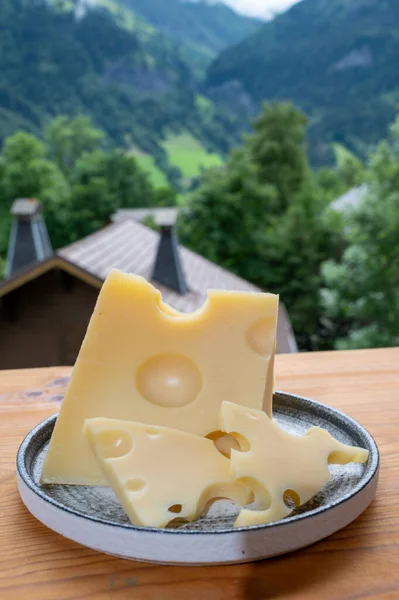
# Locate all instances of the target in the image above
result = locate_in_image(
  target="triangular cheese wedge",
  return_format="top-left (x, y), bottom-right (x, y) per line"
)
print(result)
top-left (41, 270), bottom-right (278, 485)
top-left (220, 402), bottom-right (369, 527)
top-left (84, 417), bottom-right (252, 528)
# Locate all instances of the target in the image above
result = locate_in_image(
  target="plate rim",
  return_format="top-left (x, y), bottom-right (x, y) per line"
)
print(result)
top-left (16, 390), bottom-right (380, 536)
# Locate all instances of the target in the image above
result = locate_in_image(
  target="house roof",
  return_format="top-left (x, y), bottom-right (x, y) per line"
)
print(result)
top-left (58, 219), bottom-right (262, 313)
top-left (331, 184), bottom-right (368, 212)
top-left (0, 255), bottom-right (103, 298)
top-left (112, 207), bottom-right (179, 227)
top-left (58, 219), bottom-right (297, 352)
top-left (0, 218), bottom-right (297, 353)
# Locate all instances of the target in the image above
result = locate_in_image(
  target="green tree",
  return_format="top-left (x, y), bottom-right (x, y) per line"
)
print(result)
top-left (315, 144), bottom-right (365, 205)
top-left (315, 166), bottom-right (345, 204)
top-left (68, 149), bottom-right (156, 239)
top-left (321, 116), bottom-right (399, 349)
top-left (0, 159), bottom-right (10, 274)
top-left (45, 115), bottom-right (105, 179)
top-left (247, 102), bottom-right (309, 211)
top-left (181, 102), bottom-right (345, 349)
top-left (179, 150), bottom-right (276, 274)
top-left (257, 183), bottom-right (344, 349)
top-left (153, 186), bottom-right (178, 207)
top-left (0, 123), bottom-right (163, 266)
top-left (0, 131), bottom-right (67, 200)
top-left (0, 131), bottom-right (71, 248)
top-left (101, 150), bottom-right (155, 209)
top-left (333, 144), bottom-right (365, 189)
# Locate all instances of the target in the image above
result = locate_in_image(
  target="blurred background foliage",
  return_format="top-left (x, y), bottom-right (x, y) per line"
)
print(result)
top-left (1, 0), bottom-right (398, 352)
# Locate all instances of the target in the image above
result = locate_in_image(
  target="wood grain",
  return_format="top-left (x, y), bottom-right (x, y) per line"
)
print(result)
top-left (0, 348), bottom-right (398, 600)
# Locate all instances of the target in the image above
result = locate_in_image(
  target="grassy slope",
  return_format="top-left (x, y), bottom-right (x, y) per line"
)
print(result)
top-left (162, 133), bottom-right (222, 180)
top-left (2, 1), bottom-right (237, 188)
top-left (131, 150), bottom-right (169, 187)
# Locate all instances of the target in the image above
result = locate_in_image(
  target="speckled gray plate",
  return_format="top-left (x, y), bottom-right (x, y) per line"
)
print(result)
top-left (17, 391), bottom-right (379, 565)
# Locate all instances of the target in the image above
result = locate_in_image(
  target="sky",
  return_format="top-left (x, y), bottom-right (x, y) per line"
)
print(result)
top-left (221, 0), bottom-right (299, 19)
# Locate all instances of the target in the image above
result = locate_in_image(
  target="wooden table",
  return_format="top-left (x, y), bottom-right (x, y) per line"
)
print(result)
top-left (0, 348), bottom-right (398, 600)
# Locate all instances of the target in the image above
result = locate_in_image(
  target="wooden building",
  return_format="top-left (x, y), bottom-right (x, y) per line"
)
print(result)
top-left (0, 201), bottom-right (297, 369)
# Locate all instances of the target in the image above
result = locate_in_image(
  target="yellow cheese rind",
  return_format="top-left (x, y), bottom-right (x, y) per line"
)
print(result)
top-left (41, 270), bottom-right (278, 485)
top-left (83, 417), bottom-right (252, 528)
top-left (220, 402), bottom-right (369, 527)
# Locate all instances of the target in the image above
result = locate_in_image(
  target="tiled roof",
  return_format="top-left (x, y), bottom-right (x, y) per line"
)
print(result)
top-left (112, 207), bottom-right (179, 226)
top-left (58, 220), bottom-right (260, 312)
top-left (331, 184), bottom-right (368, 212)
top-left (58, 219), bottom-right (297, 352)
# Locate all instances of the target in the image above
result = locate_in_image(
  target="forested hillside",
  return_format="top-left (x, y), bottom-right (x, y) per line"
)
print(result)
top-left (207, 0), bottom-right (399, 164)
top-left (119, 0), bottom-right (260, 75)
top-left (0, 0), bottom-right (243, 187)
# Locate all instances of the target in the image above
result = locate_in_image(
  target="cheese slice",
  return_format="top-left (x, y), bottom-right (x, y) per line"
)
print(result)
top-left (220, 402), bottom-right (369, 527)
top-left (41, 270), bottom-right (278, 485)
top-left (83, 417), bottom-right (251, 528)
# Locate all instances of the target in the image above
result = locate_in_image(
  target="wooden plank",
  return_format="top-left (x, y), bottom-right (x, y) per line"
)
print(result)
top-left (0, 348), bottom-right (398, 600)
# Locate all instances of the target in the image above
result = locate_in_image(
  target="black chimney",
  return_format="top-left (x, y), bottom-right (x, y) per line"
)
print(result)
top-left (6, 199), bottom-right (53, 277)
top-left (151, 224), bottom-right (187, 295)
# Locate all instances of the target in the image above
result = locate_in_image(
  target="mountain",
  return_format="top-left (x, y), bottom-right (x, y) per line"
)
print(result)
top-left (119, 0), bottom-right (261, 76)
top-left (207, 0), bottom-right (399, 164)
top-left (0, 0), bottom-right (243, 187)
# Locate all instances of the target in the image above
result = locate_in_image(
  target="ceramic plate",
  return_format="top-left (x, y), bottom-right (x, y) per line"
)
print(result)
top-left (16, 391), bottom-right (379, 565)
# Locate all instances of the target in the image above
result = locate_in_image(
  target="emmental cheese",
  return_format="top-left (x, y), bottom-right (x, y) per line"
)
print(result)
top-left (220, 402), bottom-right (369, 527)
top-left (84, 417), bottom-right (252, 528)
top-left (41, 270), bottom-right (278, 485)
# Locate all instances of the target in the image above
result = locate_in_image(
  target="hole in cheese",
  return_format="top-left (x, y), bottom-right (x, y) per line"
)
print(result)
top-left (231, 432), bottom-right (251, 453)
top-left (238, 476), bottom-right (271, 510)
top-left (96, 430), bottom-right (133, 459)
top-left (125, 478), bottom-right (146, 493)
top-left (206, 431), bottom-right (241, 458)
top-left (246, 317), bottom-right (276, 357)
top-left (168, 504), bottom-right (183, 514)
top-left (283, 489), bottom-right (301, 508)
top-left (136, 353), bottom-right (203, 408)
